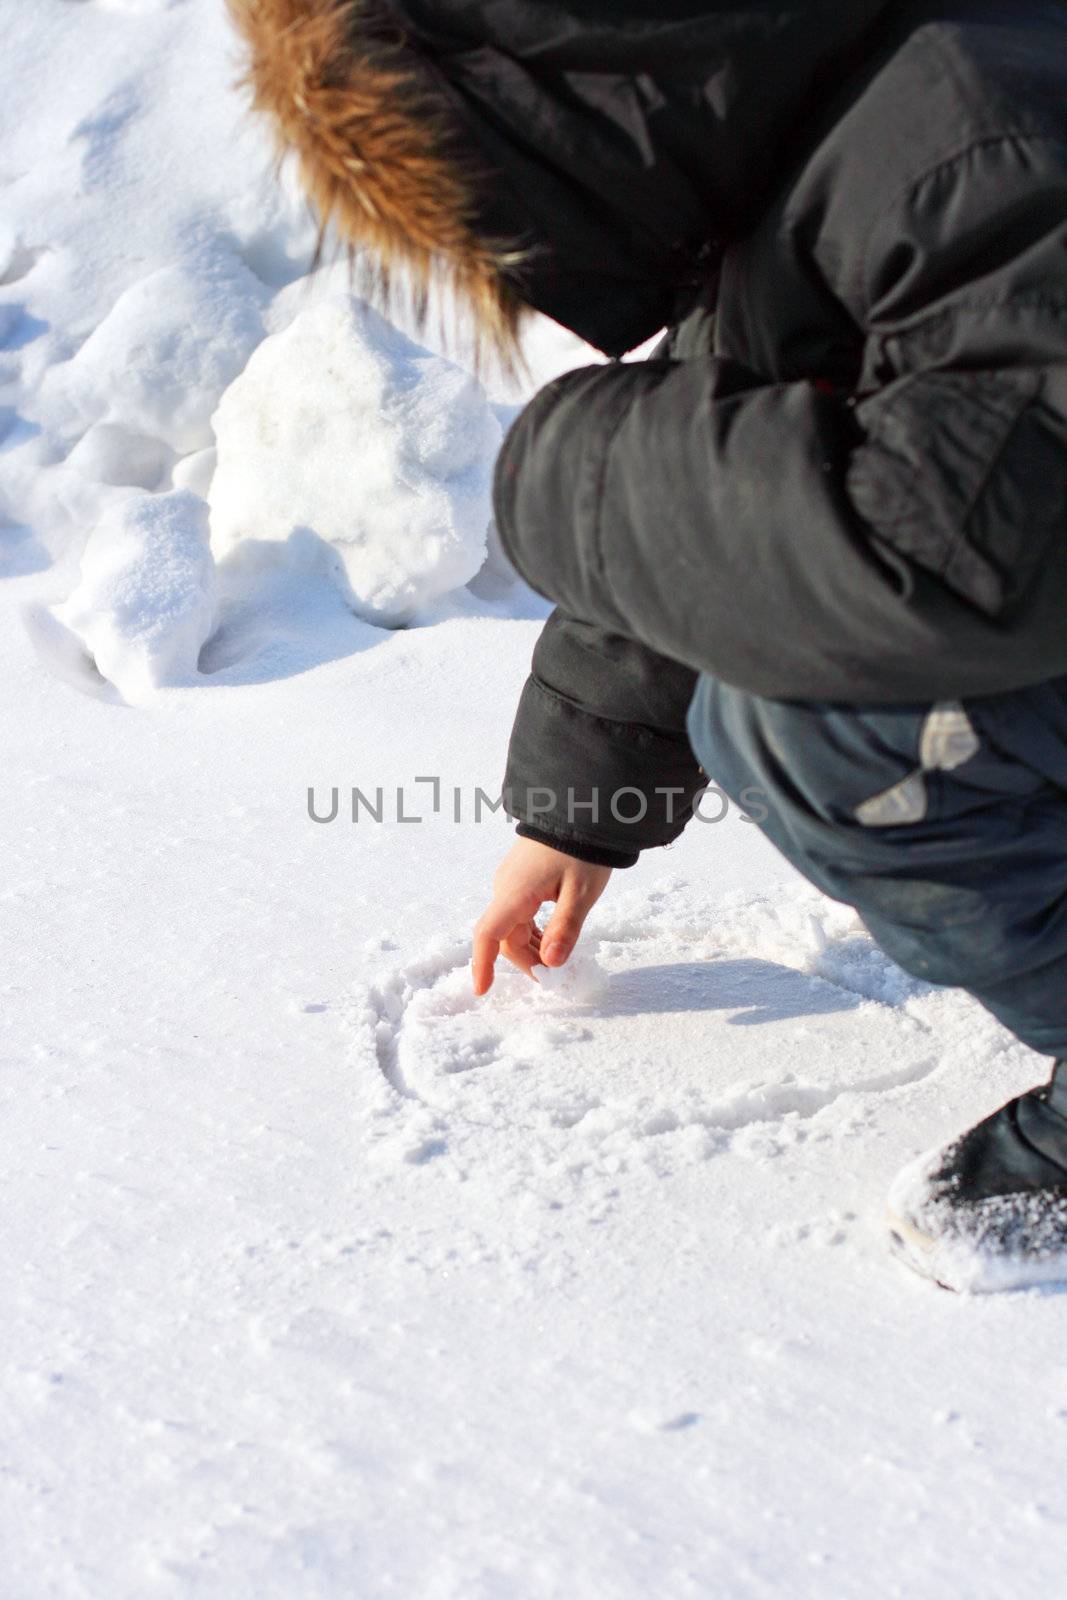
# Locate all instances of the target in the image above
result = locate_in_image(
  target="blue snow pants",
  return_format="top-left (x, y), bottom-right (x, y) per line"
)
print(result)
top-left (685, 673), bottom-right (1067, 1059)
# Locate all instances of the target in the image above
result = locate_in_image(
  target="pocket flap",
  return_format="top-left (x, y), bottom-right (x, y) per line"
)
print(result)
top-left (847, 369), bottom-right (1055, 616)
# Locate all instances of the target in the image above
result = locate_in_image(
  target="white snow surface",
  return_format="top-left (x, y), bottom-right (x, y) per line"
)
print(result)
top-left (4, 2), bottom-right (1067, 1596)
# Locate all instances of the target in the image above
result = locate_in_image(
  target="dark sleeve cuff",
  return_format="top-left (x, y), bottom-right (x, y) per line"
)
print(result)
top-left (504, 674), bottom-right (704, 860)
top-left (514, 823), bottom-right (638, 870)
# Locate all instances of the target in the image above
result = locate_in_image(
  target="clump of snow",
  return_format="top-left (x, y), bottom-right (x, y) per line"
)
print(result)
top-left (208, 297), bottom-right (500, 624)
top-left (53, 490), bottom-right (216, 703)
top-left (45, 241), bottom-right (266, 459)
top-left (533, 949), bottom-right (608, 1002)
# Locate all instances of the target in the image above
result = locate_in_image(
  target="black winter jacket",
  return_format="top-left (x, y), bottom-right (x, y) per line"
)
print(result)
top-left (236, 0), bottom-right (1067, 869)
top-left (477, 1), bottom-right (1067, 866)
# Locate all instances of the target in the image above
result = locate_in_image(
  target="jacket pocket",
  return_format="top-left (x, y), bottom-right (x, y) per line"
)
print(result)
top-left (847, 369), bottom-right (1062, 616)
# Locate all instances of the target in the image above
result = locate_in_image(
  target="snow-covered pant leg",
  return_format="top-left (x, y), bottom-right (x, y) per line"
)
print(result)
top-left (685, 674), bottom-right (1067, 1059)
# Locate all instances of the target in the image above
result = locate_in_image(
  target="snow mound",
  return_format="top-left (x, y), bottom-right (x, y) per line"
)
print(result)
top-left (47, 242), bottom-right (266, 459)
top-left (53, 490), bottom-right (216, 703)
top-left (208, 298), bottom-right (500, 624)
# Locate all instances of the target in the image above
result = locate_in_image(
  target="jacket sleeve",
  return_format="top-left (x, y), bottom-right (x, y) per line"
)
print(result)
top-left (503, 608), bottom-right (707, 868)
top-left (493, 143), bottom-right (1067, 706)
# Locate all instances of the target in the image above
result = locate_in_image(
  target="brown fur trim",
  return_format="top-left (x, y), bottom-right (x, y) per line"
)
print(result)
top-left (228, 0), bottom-right (526, 364)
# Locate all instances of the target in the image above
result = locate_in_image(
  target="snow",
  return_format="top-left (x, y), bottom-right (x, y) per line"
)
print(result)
top-left (531, 949), bottom-right (609, 1001)
top-left (4, 1), bottom-right (1067, 1596)
top-left (209, 298), bottom-right (499, 624)
top-left (46, 242), bottom-right (267, 460)
top-left (52, 489), bottom-right (216, 703)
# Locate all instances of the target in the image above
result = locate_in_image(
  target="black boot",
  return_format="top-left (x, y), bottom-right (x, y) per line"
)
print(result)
top-left (888, 1060), bottom-right (1067, 1292)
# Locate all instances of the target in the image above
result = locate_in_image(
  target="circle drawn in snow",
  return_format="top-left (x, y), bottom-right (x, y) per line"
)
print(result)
top-left (358, 883), bottom-right (963, 1180)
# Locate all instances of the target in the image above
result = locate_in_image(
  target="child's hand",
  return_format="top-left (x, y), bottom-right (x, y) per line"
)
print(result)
top-left (472, 838), bottom-right (613, 996)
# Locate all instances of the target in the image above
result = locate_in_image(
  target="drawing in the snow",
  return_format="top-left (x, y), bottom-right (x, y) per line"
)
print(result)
top-left (5, 1), bottom-right (1067, 1596)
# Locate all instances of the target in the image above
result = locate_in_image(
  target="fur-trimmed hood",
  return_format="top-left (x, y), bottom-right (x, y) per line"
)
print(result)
top-left (229, 0), bottom-right (891, 356)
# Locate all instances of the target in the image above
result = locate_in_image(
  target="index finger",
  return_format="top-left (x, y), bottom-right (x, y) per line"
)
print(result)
top-left (472, 901), bottom-right (519, 996)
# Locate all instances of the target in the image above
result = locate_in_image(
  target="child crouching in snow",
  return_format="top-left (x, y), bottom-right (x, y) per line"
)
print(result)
top-left (234, 0), bottom-right (1067, 1291)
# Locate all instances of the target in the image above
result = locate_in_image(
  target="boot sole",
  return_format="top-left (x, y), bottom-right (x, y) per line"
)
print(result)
top-left (888, 1205), bottom-right (1067, 1293)
top-left (887, 1208), bottom-right (956, 1291)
